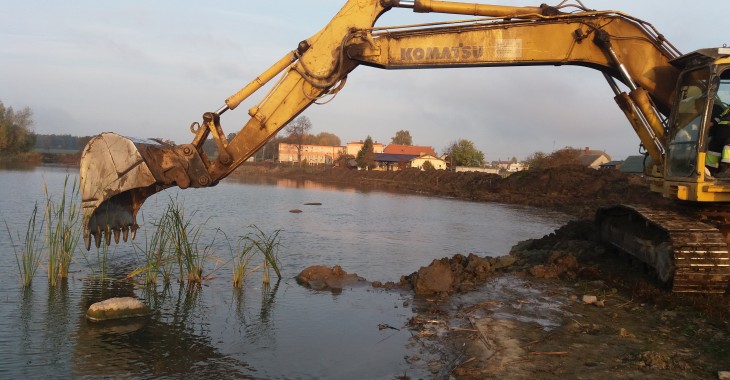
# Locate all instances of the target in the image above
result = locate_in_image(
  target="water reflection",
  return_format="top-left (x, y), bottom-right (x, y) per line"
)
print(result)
top-left (228, 175), bottom-right (359, 193)
top-left (73, 280), bottom-right (256, 378)
top-left (1, 167), bottom-right (568, 378)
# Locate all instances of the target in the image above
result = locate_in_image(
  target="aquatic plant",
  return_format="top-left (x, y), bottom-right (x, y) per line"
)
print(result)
top-left (5, 202), bottom-right (45, 287)
top-left (245, 225), bottom-right (282, 284)
top-left (165, 200), bottom-right (207, 283)
top-left (93, 236), bottom-right (114, 280)
top-left (129, 213), bottom-right (173, 285)
top-left (79, 230), bottom-right (115, 280)
top-left (232, 238), bottom-right (255, 288)
top-left (43, 176), bottom-right (81, 286)
top-left (130, 197), bottom-right (218, 284)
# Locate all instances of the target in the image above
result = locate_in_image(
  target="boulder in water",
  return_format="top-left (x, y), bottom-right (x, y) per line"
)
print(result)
top-left (86, 297), bottom-right (150, 322)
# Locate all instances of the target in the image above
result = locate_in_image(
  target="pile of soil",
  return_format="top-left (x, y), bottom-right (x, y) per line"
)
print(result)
top-left (230, 164), bottom-right (671, 218)
top-left (404, 220), bottom-right (730, 379)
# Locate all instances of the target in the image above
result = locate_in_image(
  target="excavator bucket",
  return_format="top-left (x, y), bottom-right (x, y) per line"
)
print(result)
top-left (80, 133), bottom-right (164, 250)
top-left (80, 133), bottom-right (211, 250)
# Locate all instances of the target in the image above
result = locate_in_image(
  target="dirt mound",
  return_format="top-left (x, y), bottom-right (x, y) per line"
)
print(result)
top-left (295, 265), bottom-right (367, 292)
top-left (232, 164), bottom-right (671, 218)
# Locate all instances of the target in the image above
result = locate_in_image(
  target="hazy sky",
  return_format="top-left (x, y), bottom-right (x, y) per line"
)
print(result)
top-left (1, 1), bottom-right (726, 161)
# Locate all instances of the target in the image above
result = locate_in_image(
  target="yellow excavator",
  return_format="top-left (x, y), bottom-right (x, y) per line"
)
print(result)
top-left (80, 0), bottom-right (730, 293)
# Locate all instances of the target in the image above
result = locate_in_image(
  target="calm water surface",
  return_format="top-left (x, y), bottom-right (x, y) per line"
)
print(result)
top-left (0, 166), bottom-right (568, 379)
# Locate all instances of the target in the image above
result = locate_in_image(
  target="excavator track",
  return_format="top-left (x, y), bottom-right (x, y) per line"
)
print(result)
top-left (597, 205), bottom-right (730, 294)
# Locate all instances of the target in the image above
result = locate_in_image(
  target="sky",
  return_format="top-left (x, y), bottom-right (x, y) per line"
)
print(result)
top-left (0, 0), bottom-right (727, 161)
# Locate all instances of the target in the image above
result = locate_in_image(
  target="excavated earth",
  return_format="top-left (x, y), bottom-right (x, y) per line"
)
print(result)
top-left (233, 165), bottom-right (730, 379)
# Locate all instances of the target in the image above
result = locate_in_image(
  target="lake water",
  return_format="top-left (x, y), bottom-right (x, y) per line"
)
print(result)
top-left (0, 166), bottom-right (568, 379)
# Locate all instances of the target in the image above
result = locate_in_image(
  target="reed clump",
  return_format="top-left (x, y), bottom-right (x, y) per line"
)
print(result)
top-left (127, 199), bottom-right (285, 288)
top-left (232, 239), bottom-right (254, 288)
top-left (43, 176), bottom-right (81, 286)
top-left (5, 202), bottom-right (45, 287)
top-left (241, 225), bottom-right (282, 285)
top-left (131, 197), bottom-right (218, 284)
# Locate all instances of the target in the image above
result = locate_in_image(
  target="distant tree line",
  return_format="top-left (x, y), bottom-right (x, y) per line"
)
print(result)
top-left (35, 134), bottom-right (93, 152)
top-left (0, 100), bottom-right (36, 154)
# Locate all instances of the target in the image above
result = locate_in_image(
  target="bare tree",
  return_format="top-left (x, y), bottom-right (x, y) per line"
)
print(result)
top-left (285, 115), bottom-right (312, 164)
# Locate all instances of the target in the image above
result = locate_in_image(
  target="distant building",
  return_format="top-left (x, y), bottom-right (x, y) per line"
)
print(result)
top-left (374, 153), bottom-right (417, 171)
top-left (410, 155), bottom-right (447, 170)
top-left (579, 148), bottom-right (611, 169)
top-left (383, 144), bottom-right (437, 157)
top-left (278, 143), bottom-right (345, 165)
top-left (346, 141), bottom-right (384, 156)
top-left (599, 160), bottom-right (623, 170)
top-left (619, 155), bottom-right (649, 174)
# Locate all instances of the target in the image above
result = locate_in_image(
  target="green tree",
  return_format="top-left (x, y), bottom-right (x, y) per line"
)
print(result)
top-left (0, 100), bottom-right (36, 154)
top-left (421, 160), bottom-right (435, 171)
top-left (390, 130), bottom-right (413, 145)
top-left (285, 115), bottom-right (312, 164)
top-left (445, 139), bottom-right (485, 167)
top-left (356, 135), bottom-right (376, 170)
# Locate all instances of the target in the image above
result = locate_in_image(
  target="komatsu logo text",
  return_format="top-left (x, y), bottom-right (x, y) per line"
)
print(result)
top-left (400, 44), bottom-right (484, 61)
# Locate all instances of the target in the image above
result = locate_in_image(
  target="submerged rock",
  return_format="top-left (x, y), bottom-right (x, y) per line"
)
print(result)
top-left (296, 265), bottom-right (367, 291)
top-left (86, 297), bottom-right (150, 322)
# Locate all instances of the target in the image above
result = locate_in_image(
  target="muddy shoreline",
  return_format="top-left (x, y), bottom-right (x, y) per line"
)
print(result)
top-left (232, 164), bottom-right (729, 379)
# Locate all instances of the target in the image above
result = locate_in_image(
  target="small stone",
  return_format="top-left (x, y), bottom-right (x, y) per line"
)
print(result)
top-left (569, 294), bottom-right (578, 301)
top-left (595, 299), bottom-right (605, 307)
top-left (86, 297), bottom-right (149, 322)
top-left (582, 295), bottom-right (598, 305)
top-left (289, 209), bottom-right (303, 213)
top-left (718, 371), bottom-right (730, 380)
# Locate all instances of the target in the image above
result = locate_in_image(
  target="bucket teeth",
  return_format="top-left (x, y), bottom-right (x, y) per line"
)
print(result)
top-left (84, 233), bottom-right (91, 251)
top-left (93, 229), bottom-right (102, 249)
top-left (113, 228), bottom-right (121, 244)
top-left (104, 226), bottom-right (112, 247)
top-left (131, 224), bottom-right (138, 240)
top-left (122, 226), bottom-right (129, 242)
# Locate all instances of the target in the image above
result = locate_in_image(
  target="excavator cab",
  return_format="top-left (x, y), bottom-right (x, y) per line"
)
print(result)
top-left (662, 49), bottom-right (730, 202)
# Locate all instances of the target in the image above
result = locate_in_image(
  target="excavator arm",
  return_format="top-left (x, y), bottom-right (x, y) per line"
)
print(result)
top-left (81, 0), bottom-right (682, 249)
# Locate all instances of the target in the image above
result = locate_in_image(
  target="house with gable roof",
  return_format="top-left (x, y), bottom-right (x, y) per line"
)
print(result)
top-left (578, 147), bottom-right (612, 169)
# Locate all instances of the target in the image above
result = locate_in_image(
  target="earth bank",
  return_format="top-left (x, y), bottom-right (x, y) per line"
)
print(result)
top-left (235, 164), bottom-right (729, 379)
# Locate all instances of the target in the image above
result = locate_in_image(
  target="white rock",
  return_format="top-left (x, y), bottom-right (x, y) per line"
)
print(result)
top-left (86, 297), bottom-right (149, 322)
top-left (582, 295), bottom-right (598, 305)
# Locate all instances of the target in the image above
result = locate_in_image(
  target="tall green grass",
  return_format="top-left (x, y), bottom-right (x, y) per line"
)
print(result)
top-left (245, 225), bottom-right (282, 285)
top-left (130, 213), bottom-right (172, 285)
top-left (43, 176), bottom-right (81, 286)
top-left (165, 200), bottom-right (206, 283)
top-left (131, 197), bottom-right (220, 284)
top-left (127, 199), bottom-right (284, 287)
top-left (232, 238), bottom-right (254, 288)
top-left (5, 203), bottom-right (45, 287)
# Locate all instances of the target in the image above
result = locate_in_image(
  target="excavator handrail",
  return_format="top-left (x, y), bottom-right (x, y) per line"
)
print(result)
top-left (366, 10), bottom-right (681, 59)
